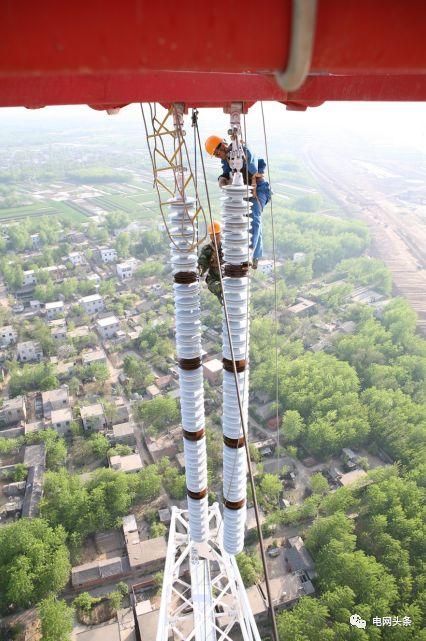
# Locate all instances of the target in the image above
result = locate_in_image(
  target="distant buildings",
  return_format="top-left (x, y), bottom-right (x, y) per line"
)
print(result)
top-left (110, 452), bottom-right (143, 474)
top-left (99, 247), bottom-right (118, 263)
top-left (50, 318), bottom-right (67, 340)
top-left (96, 315), bottom-right (121, 339)
top-left (41, 387), bottom-right (70, 417)
top-left (71, 557), bottom-right (124, 589)
top-left (203, 358), bottom-right (223, 385)
top-left (287, 297), bottom-right (317, 317)
top-left (112, 422), bottom-right (136, 446)
top-left (68, 251), bottom-right (85, 266)
top-left (80, 403), bottom-right (107, 431)
top-left (17, 340), bottom-right (43, 362)
top-left (22, 269), bottom-right (36, 287)
top-left (117, 259), bottom-right (137, 280)
top-left (45, 301), bottom-right (64, 319)
top-left (30, 233), bottom-right (40, 249)
top-left (123, 515), bottom-right (167, 573)
top-left (82, 348), bottom-right (107, 366)
top-left (0, 325), bottom-right (17, 346)
top-left (146, 432), bottom-right (177, 463)
top-left (79, 293), bottom-right (104, 315)
top-left (50, 407), bottom-right (73, 434)
top-left (0, 396), bottom-right (27, 426)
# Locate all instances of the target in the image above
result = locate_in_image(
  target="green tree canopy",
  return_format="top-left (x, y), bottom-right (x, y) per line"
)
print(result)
top-left (0, 519), bottom-right (70, 612)
top-left (38, 597), bottom-right (73, 641)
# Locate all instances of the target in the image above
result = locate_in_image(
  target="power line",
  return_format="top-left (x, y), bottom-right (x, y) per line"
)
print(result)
top-left (260, 101), bottom-right (281, 477)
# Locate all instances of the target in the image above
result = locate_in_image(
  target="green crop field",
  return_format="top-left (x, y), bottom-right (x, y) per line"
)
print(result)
top-left (0, 201), bottom-right (87, 223)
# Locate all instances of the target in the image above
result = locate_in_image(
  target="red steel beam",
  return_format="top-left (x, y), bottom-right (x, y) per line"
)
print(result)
top-left (0, 1), bottom-right (425, 108)
top-left (1, 72), bottom-right (426, 110)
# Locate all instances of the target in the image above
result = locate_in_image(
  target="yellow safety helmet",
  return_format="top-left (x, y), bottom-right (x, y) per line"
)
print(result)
top-left (207, 220), bottom-right (221, 235)
top-left (205, 135), bottom-right (224, 156)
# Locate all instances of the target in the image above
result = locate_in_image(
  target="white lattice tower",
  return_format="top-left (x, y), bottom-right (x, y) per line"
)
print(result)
top-left (156, 505), bottom-right (262, 641)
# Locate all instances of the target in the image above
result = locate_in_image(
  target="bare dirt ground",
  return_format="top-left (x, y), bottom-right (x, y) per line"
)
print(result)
top-left (302, 144), bottom-right (426, 334)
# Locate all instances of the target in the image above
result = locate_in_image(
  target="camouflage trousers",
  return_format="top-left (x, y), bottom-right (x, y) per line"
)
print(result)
top-left (206, 273), bottom-right (223, 305)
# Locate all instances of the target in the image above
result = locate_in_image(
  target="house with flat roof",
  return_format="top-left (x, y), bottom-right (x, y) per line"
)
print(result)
top-left (287, 297), bottom-right (317, 317)
top-left (45, 300), bottom-right (64, 319)
top-left (338, 469), bottom-right (369, 487)
top-left (68, 325), bottom-right (90, 339)
top-left (113, 422), bottom-right (136, 446)
top-left (110, 452), bottom-right (143, 474)
top-left (68, 251), bottom-right (85, 266)
top-left (79, 293), bottom-right (104, 315)
top-left (117, 259), bottom-right (137, 280)
top-left (0, 396), bottom-right (27, 426)
top-left (80, 403), bottom-right (107, 431)
top-left (135, 601), bottom-right (159, 641)
top-left (123, 515), bottom-right (166, 573)
top-left (22, 269), bottom-right (36, 287)
top-left (50, 407), bottom-right (73, 434)
top-left (49, 318), bottom-right (67, 340)
top-left (82, 348), bottom-right (107, 366)
top-left (42, 264), bottom-right (66, 280)
top-left (154, 374), bottom-right (173, 390)
top-left (17, 340), bottom-right (43, 362)
top-left (146, 433), bottom-right (177, 463)
top-left (247, 574), bottom-right (315, 622)
top-left (87, 272), bottom-right (101, 286)
top-left (146, 384), bottom-right (161, 399)
top-left (112, 397), bottom-right (130, 424)
top-left (41, 387), bottom-right (69, 417)
top-left (99, 246), bottom-right (118, 263)
top-left (96, 315), bottom-right (121, 339)
top-left (203, 358), bottom-right (223, 385)
top-left (0, 325), bottom-right (17, 346)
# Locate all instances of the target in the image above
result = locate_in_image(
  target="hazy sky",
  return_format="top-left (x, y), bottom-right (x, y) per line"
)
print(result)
top-left (1, 101), bottom-right (425, 152)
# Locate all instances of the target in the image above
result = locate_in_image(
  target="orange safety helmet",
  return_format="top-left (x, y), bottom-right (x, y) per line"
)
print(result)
top-left (205, 135), bottom-right (224, 156)
top-left (207, 220), bottom-right (221, 235)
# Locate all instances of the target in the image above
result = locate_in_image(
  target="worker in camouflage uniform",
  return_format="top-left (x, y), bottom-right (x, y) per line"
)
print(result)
top-left (198, 220), bottom-right (223, 304)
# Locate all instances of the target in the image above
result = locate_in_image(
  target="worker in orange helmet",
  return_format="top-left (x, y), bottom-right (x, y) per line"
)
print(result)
top-left (198, 220), bottom-right (224, 304)
top-left (205, 135), bottom-right (270, 269)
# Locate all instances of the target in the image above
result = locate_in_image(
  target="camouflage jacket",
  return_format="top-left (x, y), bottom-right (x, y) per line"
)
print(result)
top-left (198, 242), bottom-right (223, 279)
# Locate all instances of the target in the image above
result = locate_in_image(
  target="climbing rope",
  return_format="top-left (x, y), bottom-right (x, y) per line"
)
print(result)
top-left (260, 101), bottom-right (281, 477)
